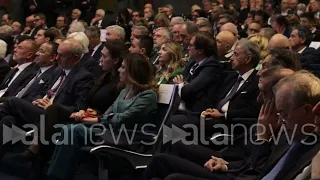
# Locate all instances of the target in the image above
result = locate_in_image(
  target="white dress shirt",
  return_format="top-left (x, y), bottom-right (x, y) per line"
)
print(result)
top-left (43, 69), bottom-right (71, 102)
top-left (221, 69), bottom-right (255, 116)
top-left (91, 43), bottom-right (103, 56)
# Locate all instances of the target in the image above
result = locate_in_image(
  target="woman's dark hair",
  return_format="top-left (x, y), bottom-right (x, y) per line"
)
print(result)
top-left (118, 8), bottom-right (131, 25)
top-left (104, 39), bottom-right (129, 76)
top-left (123, 53), bottom-right (158, 93)
top-left (194, 9), bottom-right (206, 18)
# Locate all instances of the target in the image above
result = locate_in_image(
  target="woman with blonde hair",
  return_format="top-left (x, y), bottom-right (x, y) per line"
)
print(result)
top-left (156, 41), bottom-right (184, 84)
top-left (154, 13), bottom-right (170, 28)
top-left (248, 34), bottom-right (269, 69)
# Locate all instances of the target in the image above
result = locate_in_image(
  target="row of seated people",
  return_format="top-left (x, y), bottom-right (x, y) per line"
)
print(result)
top-left (0, 30), bottom-right (312, 180)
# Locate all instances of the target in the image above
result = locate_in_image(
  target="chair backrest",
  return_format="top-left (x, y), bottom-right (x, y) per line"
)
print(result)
top-left (152, 84), bottom-right (179, 146)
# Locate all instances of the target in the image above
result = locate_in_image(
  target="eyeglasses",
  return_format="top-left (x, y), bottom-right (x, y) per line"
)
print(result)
top-left (277, 105), bottom-right (303, 123)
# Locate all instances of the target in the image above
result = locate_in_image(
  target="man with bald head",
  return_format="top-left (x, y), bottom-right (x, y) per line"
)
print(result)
top-left (220, 22), bottom-right (239, 37)
top-left (268, 34), bottom-right (290, 50)
top-left (0, 39), bottom-right (39, 98)
top-left (215, 31), bottom-right (238, 61)
top-left (0, 39), bottom-right (94, 163)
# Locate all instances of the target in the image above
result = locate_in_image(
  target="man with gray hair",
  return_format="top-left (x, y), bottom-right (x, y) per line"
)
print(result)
top-left (105, 25), bottom-right (125, 41)
top-left (130, 25), bottom-right (150, 42)
top-left (289, 25), bottom-right (319, 69)
top-left (170, 16), bottom-right (184, 30)
top-left (259, 27), bottom-right (276, 40)
top-left (85, 26), bottom-right (104, 61)
top-left (68, 21), bottom-right (85, 36)
top-left (179, 20), bottom-right (198, 56)
top-left (150, 27), bottom-right (173, 64)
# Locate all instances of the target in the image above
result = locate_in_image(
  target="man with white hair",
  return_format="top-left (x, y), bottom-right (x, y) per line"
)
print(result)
top-left (90, 9), bottom-right (105, 28)
top-left (105, 25), bottom-right (125, 41)
top-left (71, 9), bottom-right (81, 25)
top-left (67, 32), bottom-right (101, 79)
top-left (67, 21), bottom-right (85, 36)
top-left (130, 25), bottom-right (150, 42)
top-left (0, 40), bottom-right (10, 83)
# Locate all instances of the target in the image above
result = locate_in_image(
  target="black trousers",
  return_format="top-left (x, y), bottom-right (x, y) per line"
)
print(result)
top-left (144, 153), bottom-right (234, 180)
top-left (0, 97), bottom-right (44, 161)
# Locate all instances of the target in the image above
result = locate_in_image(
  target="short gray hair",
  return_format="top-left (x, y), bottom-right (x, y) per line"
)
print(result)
top-left (274, 70), bottom-right (320, 106)
top-left (236, 38), bottom-right (260, 67)
top-left (0, 25), bottom-right (13, 37)
top-left (85, 26), bottom-right (100, 39)
top-left (155, 27), bottom-right (173, 41)
top-left (184, 20), bottom-right (198, 35)
top-left (132, 25), bottom-right (150, 35)
top-left (106, 25), bottom-right (125, 41)
top-left (61, 39), bottom-right (84, 57)
top-left (0, 40), bottom-right (7, 59)
top-left (171, 16), bottom-right (184, 25)
top-left (69, 21), bottom-right (85, 34)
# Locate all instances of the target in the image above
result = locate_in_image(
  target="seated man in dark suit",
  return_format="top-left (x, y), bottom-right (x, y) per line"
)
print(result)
top-left (145, 66), bottom-right (293, 180)
top-left (0, 39), bottom-right (39, 99)
top-left (0, 39), bottom-right (94, 162)
top-left (172, 31), bottom-right (223, 112)
top-left (300, 12), bottom-right (320, 42)
top-left (17, 41), bottom-right (59, 102)
top-left (289, 24), bottom-right (320, 69)
top-left (168, 39), bottom-right (260, 130)
top-left (146, 69), bottom-right (320, 180)
top-left (84, 26), bottom-right (104, 62)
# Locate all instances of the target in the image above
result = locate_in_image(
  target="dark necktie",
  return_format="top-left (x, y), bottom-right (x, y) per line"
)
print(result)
top-left (89, 49), bottom-right (94, 56)
top-left (189, 63), bottom-right (199, 75)
top-left (1, 68), bottom-right (19, 89)
top-left (47, 71), bottom-right (66, 99)
top-left (216, 76), bottom-right (243, 110)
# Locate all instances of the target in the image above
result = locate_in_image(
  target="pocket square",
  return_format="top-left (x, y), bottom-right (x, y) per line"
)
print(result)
top-left (240, 91), bottom-right (247, 94)
top-left (39, 79), bottom-right (45, 84)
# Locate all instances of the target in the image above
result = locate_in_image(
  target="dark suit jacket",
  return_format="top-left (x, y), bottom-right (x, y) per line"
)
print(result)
top-left (283, 28), bottom-right (292, 38)
top-left (21, 66), bottom-right (59, 102)
top-left (181, 56), bottom-right (223, 112)
top-left (300, 47), bottom-right (320, 69)
top-left (0, 59), bottom-right (10, 84)
top-left (60, 27), bottom-right (69, 37)
top-left (79, 72), bottom-right (121, 114)
top-left (79, 53), bottom-right (101, 79)
top-left (235, 134), bottom-right (320, 180)
top-left (215, 70), bottom-right (261, 121)
top-left (0, 63), bottom-right (39, 97)
top-left (91, 43), bottom-right (104, 62)
top-left (49, 63), bottom-right (94, 113)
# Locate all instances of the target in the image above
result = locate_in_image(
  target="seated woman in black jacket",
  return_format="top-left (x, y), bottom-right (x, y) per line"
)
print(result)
top-left (13, 39), bottom-right (129, 178)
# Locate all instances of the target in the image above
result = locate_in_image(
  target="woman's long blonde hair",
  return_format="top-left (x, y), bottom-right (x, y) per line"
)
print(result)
top-left (156, 41), bottom-right (184, 80)
top-left (248, 34), bottom-right (269, 61)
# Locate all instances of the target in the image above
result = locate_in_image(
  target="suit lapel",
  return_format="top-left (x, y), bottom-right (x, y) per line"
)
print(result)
top-left (229, 71), bottom-right (257, 100)
top-left (8, 64), bottom-right (35, 89)
top-left (0, 68), bottom-right (16, 88)
top-left (54, 65), bottom-right (79, 99)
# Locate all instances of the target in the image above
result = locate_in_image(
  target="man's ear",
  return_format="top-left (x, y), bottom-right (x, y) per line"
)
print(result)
top-left (140, 48), bottom-right (146, 55)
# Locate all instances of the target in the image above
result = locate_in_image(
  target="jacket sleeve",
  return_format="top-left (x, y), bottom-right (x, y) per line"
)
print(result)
top-left (181, 65), bottom-right (221, 101)
top-left (108, 90), bottom-right (157, 128)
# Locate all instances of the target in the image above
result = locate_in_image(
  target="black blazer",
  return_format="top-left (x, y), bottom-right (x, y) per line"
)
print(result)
top-left (300, 47), bottom-right (320, 69)
top-left (79, 53), bottom-right (102, 79)
top-left (0, 63), bottom-right (39, 97)
top-left (91, 43), bottom-right (104, 62)
top-left (215, 70), bottom-right (261, 121)
top-left (0, 59), bottom-right (11, 84)
top-left (60, 27), bottom-right (69, 37)
top-left (21, 66), bottom-right (59, 102)
top-left (49, 63), bottom-right (94, 113)
top-left (181, 56), bottom-right (223, 112)
top-left (79, 72), bottom-right (121, 114)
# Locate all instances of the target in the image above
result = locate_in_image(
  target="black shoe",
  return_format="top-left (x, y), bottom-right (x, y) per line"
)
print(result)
top-left (11, 149), bottom-right (38, 163)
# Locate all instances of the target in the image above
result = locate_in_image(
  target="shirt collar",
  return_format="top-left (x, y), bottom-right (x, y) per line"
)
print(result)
top-left (311, 27), bottom-right (316, 33)
top-left (197, 57), bottom-right (207, 66)
top-left (93, 43), bottom-right (103, 51)
top-left (239, 68), bottom-right (255, 81)
top-left (298, 46), bottom-right (307, 54)
top-left (225, 41), bottom-right (237, 59)
top-left (17, 62), bottom-right (32, 71)
top-left (40, 65), bottom-right (53, 74)
top-left (63, 69), bottom-right (71, 76)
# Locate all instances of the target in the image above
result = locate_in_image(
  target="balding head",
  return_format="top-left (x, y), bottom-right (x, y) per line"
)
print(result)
top-left (268, 34), bottom-right (290, 50)
top-left (216, 31), bottom-right (237, 56)
top-left (258, 66), bottom-right (294, 103)
top-left (220, 23), bottom-right (238, 37)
